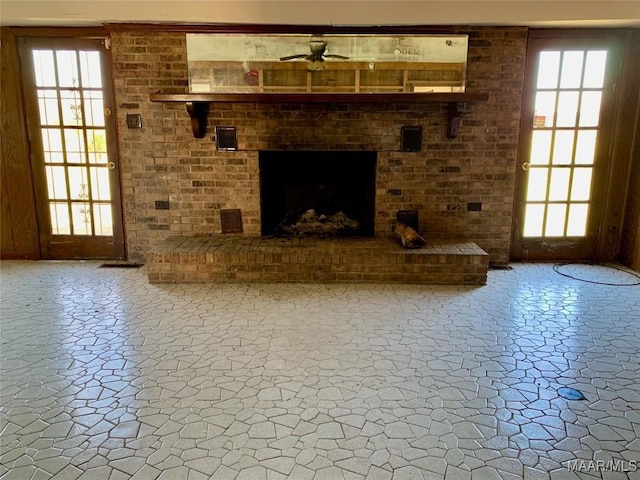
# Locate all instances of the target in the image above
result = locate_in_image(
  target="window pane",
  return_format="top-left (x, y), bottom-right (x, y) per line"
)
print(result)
top-left (44, 152), bottom-right (64, 164)
top-left (79, 51), bottom-right (103, 88)
top-left (579, 91), bottom-right (602, 127)
top-left (534, 92), bottom-right (556, 128)
top-left (56, 50), bottom-right (79, 88)
top-left (87, 130), bottom-right (108, 163)
top-left (37, 90), bottom-right (60, 126)
top-left (64, 129), bottom-right (86, 164)
top-left (71, 203), bottom-right (92, 235)
top-left (571, 167), bottom-right (593, 201)
top-left (32, 50), bottom-right (56, 87)
top-left (530, 131), bottom-right (552, 165)
top-left (50, 202), bottom-right (71, 235)
top-left (556, 91), bottom-right (579, 127)
top-left (548, 168), bottom-right (571, 201)
top-left (575, 130), bottom-right (597, 165)
top-left (545, 204), bottom-right (567, 237)
top-left (552, 131), bottom-right (574, 165)
top-left (68, 167), bottom-right (90, 200)
top-left (60, 90), bottom-right (83, 126)
top-left (537, 51), bottom-right (560, 89)
top-left (526, 168), bottom-right (549, 201)
top-left (83, 91), bottom-right (105, 127)
top-left (583, 51), bottom-right (607, 88)
top-left (93, 204), bottom-right (113, 236)
top-left (90, 167), bottom-right (111, 201)
top-left (42, 128), bottom-right (63, 155)
top-left (524, 204), bottom-right (545, 237)
top-left (559, 51), bottom-right (584, 89)
top-left (45, 166), bottom-right (68, 200)
top-left (567, 204), bottom-right (589, 236)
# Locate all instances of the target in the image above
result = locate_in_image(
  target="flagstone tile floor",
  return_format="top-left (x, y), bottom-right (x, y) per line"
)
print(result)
top-left (0, 261), bottom-right (639, 480)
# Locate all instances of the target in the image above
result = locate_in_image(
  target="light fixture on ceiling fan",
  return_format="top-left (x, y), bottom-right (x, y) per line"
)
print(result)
top-left (279, 38), bottom-right (350, 71)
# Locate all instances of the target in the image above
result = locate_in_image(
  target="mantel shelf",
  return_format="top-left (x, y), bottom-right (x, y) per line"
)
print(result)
top-left (150, 92), bottom-right (488, 103)
top-left (149, 92), bottom-right (489, 139)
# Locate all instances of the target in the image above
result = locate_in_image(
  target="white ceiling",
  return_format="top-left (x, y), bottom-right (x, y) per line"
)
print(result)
top-left (0, 0), bottom-right (640, 27)
top-left (1, 0), bottom-right (639, 27)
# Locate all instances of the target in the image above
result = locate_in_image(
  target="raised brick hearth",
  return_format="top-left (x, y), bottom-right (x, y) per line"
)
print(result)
top-left (147, 235), bottom-right (489, 284)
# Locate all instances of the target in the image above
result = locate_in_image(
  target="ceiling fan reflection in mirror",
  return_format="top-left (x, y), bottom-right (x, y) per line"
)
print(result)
top-left (279, 38), bottom-right (350, 71)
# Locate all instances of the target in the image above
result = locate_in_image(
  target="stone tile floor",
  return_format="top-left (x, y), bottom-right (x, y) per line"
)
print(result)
top-left (0, 261), bottom-right (638, 480)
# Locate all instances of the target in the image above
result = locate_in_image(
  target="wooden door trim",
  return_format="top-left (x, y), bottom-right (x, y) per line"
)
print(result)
top-left (618, 31), bottom-right (640, 270)
top-left (9, 26), bottom-right (109, 38)
top-left (100, 40), bottom-right (126, 257)
top-left (598, 29), bottom-right (640, 261)
top-left (527, 28), bottom-right (633, 41)
top-left (17, 37), bottom-right (52, 256)
top-left (0, 27), bottom-right (40, 259)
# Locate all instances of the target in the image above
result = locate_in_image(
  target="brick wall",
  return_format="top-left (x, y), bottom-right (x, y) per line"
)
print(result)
top-left (111, 27), bottom-right (527, 264)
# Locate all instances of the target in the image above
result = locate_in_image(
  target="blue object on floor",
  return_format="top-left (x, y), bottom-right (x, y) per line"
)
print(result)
top-left (558, 387), bottom-right (587, 400)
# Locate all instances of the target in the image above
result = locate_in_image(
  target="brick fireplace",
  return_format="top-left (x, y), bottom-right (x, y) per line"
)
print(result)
top-left (111, 27), bottom-right (527, 270)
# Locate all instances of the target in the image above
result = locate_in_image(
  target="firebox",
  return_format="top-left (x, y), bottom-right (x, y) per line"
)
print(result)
top-left (259, 151), bottom-right (377, 236)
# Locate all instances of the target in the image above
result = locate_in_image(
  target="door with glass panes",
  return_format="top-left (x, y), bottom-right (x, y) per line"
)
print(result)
top-left (20, 37), bottom-right (124, 259)
top-left (512, 33), bottom-right (622, 260)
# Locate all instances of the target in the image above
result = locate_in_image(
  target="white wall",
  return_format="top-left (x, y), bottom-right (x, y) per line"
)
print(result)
top-left (1, 0), bottom-right (639, 27)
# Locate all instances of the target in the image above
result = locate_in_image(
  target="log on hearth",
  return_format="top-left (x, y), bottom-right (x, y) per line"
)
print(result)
top-left (394, 223), bottom-right (427, 249)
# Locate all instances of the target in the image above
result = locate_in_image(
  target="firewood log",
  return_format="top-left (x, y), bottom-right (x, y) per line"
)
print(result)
top-left (394, 223), bottom-right (427, 249)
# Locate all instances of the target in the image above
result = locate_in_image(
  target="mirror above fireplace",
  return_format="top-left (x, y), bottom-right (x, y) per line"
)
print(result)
top-left (186, 33), bottom-right (468, 94)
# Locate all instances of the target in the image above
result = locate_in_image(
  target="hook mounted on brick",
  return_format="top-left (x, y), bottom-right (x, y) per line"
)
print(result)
top-left (447, 102), bottom-right (467, 139)
top-left (185, 102), bottom-right (209, 138)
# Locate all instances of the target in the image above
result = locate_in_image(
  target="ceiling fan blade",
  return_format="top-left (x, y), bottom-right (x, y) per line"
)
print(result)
top-left (279, 54), bottom-right (308, 61)
top-left (324, 54), bottom-right (350, 60)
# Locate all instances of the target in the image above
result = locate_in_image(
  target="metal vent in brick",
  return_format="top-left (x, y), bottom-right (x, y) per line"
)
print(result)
top-left (401, 126), bottom-right (423, 151)
top-left (220, 209), bottom-right (243, 233)
top-left (215, 126), bottom-right (237, 151)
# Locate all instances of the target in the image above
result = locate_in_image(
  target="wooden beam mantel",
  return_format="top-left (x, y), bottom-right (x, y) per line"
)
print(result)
top-left (149, 92), bottom-right (489, 139)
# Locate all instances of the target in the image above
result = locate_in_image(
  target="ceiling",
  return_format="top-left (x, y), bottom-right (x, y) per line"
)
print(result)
top-left (1, 0), bottom-right (639, 27)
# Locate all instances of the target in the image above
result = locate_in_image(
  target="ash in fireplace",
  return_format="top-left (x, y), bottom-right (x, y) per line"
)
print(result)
top-left (276, 209), bottom-right (360, 237)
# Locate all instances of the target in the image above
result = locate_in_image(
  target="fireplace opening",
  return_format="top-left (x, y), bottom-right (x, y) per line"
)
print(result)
top-left (259, 151), bottom-right (377, 237)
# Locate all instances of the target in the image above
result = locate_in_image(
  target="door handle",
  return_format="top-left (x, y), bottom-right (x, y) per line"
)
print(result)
top-left (108, 162), bottom-right (116, 170)
top-left (521, 162), bottom-right (530, 171)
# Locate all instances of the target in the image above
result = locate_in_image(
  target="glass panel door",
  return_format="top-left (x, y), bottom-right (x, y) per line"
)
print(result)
top-left (512, 33), bottom-right (621, 260)
top-left (21, 38), bottom-right (124, 259)
top-left (523, 50), bottom-right (607, 239)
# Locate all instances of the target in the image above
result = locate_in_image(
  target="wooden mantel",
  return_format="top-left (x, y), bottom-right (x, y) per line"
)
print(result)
top-left (149, 92), bottom-right (489, 139)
